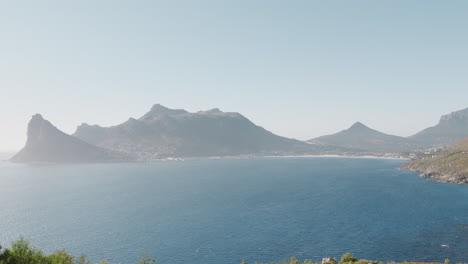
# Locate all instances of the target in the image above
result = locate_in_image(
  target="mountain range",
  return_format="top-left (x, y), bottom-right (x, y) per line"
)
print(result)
top-left (309, 107), bottom-right (468, 153)
top-left (12, 105), bottom-right (347, 162)
top-left (10, 105), bottom-right (468, 163)
top-left (71, 104), bottom-right (330, 160)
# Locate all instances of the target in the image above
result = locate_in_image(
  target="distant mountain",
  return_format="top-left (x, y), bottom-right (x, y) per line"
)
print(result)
top-left (11, 114), bottom-right (131, 163)
top-left (309, 122), bottom-right (417, 153)
top-left (73, 104), bottom-right (332, 160)
top-left (409, 107), bottom-right (468, 147)
top-left (401, 137), bottom-right (468, 184)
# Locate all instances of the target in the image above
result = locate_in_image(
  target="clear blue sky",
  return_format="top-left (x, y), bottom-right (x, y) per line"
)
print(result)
top-left (1, 0), bottom-right (467, 151)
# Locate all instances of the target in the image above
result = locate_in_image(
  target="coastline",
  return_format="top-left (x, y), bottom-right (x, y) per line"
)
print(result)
top-left (400, 164), bottom-right (468, 185)
top-left (1, 153), bottom-right (410, 165)
top-left (262, 154), bottom-right (409, 160)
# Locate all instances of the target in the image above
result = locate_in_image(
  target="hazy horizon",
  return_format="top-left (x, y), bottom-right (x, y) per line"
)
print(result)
top-left (2, 1), bottom-right (468, 151)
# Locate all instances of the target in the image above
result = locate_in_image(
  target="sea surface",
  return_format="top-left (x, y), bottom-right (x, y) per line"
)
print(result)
top-left (0, 158), bottom-right (467, 264)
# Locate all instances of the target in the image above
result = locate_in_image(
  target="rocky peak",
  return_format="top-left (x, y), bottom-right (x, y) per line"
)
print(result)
top-left (150, 103), bottom-right (170, 112)
top-left (139, 104), bottom-right (188, 121)
top-left (206, 108), bottom-right (222, 113)
top-left (26, 114), bottom-right (54, 143)
top-left (199, 108), bottom-right (224, 114)
top-left (440, 107), bottom-right (468, 123)
top-left (348, 122), bottom-right (370, 131)
top-left (77, 122), bottom-right (100, 128)
top-left (31, 113), bottom-right (44, 121)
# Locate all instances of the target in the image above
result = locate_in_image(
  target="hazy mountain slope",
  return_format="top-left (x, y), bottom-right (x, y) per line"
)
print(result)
top-left (409, 107), bottom-right (468, 147)
top-left (11, 114), bottom-right (131, 163)
top-left (401, 137), bottom-right (468, 184)
top-left (0, 151), bottom-right (14, 160)
top-left (309, 122), bottom-right (417, 153)
top-left (73, 104), bottom-right (333, 159)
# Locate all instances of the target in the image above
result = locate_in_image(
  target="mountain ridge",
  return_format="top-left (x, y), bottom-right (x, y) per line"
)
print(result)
top-left (11, 105), bottom-right (468, 163)
top-left (72, 104), bottom-right (339, 160)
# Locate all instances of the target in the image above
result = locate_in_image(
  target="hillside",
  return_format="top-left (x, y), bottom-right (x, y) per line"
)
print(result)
top-left (309, 122), bottom-right (417, 153)
top-left (11, 114), bottom-right (131, 163)
top-left (401, 137), bottom-right (468, 184)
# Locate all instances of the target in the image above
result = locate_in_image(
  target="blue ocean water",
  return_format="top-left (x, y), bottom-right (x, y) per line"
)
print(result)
top-left (0, 158), bottom-right (467, 264)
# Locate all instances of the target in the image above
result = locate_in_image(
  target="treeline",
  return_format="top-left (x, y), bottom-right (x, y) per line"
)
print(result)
top-left (0, 239), bottom-right (464, 264)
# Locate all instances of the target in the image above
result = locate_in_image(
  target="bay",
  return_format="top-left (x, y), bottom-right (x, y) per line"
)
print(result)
top-left (0, 158), bottom-right (467, 263)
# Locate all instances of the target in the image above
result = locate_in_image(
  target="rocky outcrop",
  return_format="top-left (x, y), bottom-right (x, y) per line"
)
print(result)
top-left (11, 114), bottom-right (132, 163)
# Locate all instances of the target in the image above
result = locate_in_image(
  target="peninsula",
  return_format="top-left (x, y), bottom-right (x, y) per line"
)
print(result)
top-left (401, 137), bottom-right (468, 184)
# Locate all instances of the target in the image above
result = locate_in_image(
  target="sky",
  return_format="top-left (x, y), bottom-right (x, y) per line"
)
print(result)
top-left (1, 0), bottom-right (467, 151)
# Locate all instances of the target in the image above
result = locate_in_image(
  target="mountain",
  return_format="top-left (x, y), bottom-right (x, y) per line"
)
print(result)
top-left (11, 114), bottom-right (131, 163)
top-left (409, 107), bottom-right (468, 147)
top-left (308, 122), bottom-right (417, 153)
top-left (73, 104), bottom-right (332, 160)
top-left (401, 137), bottom-right (468, 184)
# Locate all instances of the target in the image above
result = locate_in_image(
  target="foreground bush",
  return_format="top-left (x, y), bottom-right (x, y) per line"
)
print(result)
top-left (0, 238), bottom-right (154, 264)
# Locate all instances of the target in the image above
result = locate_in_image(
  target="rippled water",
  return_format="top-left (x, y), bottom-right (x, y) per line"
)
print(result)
top-left (0, 158), bottom-right (467, 263)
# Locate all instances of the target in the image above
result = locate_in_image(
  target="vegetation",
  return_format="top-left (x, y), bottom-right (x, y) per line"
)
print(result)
top-left (0, 239), bottom-right (464, 264)
top-left (0, 238), bottom-right (154, 264)
top-left (401, 137), bottom-right (468, 184)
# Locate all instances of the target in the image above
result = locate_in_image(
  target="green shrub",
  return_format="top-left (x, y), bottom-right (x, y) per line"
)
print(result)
top-left (48, 250), bottom-right (75, 264)
top-left (340, 253), bottom-right (358, 264)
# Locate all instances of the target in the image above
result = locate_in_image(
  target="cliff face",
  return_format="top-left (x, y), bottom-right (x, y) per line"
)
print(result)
top-left (409, 107), bottom-right (468, 147)
top-left (401, 138), bottom-right (468, 184)
top-left (11, 114), bottom-right (132, 163)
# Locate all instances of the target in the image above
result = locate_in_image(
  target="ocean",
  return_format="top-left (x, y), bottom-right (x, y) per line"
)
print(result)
top-left (0, 157), bottom-right (467, 263)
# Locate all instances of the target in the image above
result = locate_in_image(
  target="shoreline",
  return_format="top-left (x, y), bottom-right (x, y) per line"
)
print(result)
top-left (1, 154), bottom-right (410, 165)
top-left (261, 154), bottom-right (409, 160)
top-left (399, 165), bottom-right (468, 185)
